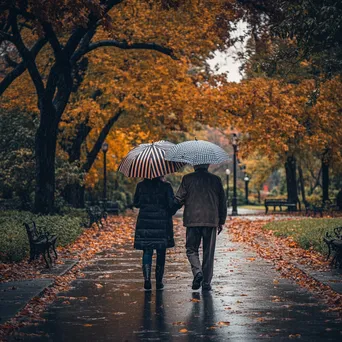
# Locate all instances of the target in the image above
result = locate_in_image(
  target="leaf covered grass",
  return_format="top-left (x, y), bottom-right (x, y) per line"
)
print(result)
top-left (262, 218), bottom-right (342, 254)
top-left (0, 210), bottom-right (88, 263)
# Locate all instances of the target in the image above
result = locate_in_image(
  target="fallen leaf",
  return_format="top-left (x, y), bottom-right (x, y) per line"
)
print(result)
top-left (172, 322), bottom-right (186, 326)
top-left (190, 298), bottom-right (200, 303)
top-left (217, 321), bottom-right (230, 326)
top-left (289, 334), bottom-right (301, 339)
top-left (83, 324), bottom-right (92, 327)
top-left (179, 328), bottom-right (188, 333)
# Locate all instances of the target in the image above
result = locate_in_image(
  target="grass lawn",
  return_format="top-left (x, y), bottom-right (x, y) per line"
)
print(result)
top-left (239, 205), bottom-right (265, 210)
top-left (263, 218), bottom-right (342, 254)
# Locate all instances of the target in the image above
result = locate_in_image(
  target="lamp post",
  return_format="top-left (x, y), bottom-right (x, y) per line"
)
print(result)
top-left (102, 142), bottom-right (108, 211)
top-left (244, 174), bottom-right (250, 205)
top-left (231, 134), bottom-right (238, 216)
top-left (225, 169), bottom-right (230, 207)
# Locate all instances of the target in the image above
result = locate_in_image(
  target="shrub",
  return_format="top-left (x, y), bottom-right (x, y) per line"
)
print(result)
top-left (0, 210), bottom-right (85, 263)
top-left (306, 194), bottom-right (322, 206)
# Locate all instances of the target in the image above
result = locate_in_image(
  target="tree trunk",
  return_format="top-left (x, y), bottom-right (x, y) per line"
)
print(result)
top-left (61, 122), bottom-right (91, 208)
top-left (298, 164), bottom-right (306, 205)
top-left (34, 114), bottom-right (58, 214)
top-left (285, 155), bottom-right (298, 211)
top-left (322, 156), bottom-right (330, 203)
top-left (257, 189), bottom-right (261, 204)
top-left (63, 183), bottom-right (85, 208)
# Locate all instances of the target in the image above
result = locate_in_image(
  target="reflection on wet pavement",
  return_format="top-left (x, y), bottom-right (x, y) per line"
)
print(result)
top-left (9, 220), bottom-right (342, 341)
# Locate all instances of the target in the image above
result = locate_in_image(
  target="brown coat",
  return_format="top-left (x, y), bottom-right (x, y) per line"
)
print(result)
top-left (175, 169), bottom-right (227, 227)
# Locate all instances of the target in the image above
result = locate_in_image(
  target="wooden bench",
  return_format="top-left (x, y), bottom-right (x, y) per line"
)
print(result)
top-left (305, 199), bottom-right (339, 217)
top-left (106, 201), bottom-right (119, 215)
top-left (304, 201), bottom-right (324, 217)
top-left (24, 221), bottom-right (58, 268)
top-left (264, 199), bottom-right (297, 214)
top-left (86, 205), bottom-right (106, 228)
top-left (323, 227), bottom-right (342, 268)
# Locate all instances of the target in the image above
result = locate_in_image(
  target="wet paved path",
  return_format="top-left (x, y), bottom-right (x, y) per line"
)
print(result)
top-left (10, 218), bottom-right (342, 341)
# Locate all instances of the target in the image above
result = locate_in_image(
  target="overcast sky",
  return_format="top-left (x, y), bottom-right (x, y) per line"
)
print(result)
top-left (207, 21), bottom-right (249, 83)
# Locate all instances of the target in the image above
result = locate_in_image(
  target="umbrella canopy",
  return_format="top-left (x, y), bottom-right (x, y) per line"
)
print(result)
top-left (118, 140), bottom-right (185, 179)
top-left (165, 140), bottom-right (230, 165)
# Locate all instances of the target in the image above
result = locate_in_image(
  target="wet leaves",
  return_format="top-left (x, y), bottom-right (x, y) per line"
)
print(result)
top-left (229, 217), bottom-right (342, 314)
top-left (289, 333), bottom-right (301, 339)
top-left (0, 216), bottom-right (136, 338)
top-left (172, 321), bottom-right (186, 326)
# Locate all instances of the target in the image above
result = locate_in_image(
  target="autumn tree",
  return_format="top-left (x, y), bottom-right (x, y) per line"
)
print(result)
top-left (0, 0), bottom-right (243, 213)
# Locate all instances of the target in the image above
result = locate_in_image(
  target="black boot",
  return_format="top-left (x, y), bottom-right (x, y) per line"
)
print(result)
top-left (142, 264), bottom-right (152, 290)
top-left (155, 264), bottom-right (164, 290)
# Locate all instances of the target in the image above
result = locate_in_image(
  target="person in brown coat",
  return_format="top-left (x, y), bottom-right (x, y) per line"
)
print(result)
top-left (175, 164), bottom-right (227, 291)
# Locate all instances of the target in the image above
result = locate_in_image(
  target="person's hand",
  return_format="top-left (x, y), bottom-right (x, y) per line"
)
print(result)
top-left (217, 224), bottom-right (223, 235)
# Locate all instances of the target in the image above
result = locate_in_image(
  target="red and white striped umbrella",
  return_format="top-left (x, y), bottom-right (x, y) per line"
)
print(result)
top-left (118, 141), bottom-right (185, 179)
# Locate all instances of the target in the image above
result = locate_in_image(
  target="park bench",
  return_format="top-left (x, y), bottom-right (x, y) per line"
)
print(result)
top-left (304, 201), bottom-right (324, 217)
top-left (24, 221), bottom-right (58, 268)
top-left (105, 201), bottom-right (119, 215)
top-left (305, 199), bottom-right (339, 217)
top-left (323, 226), bottom-right (342, 268)
top-left (264, 199), bottom-right (297, 214)
top-left (86, 205), bottom-right (107, 228)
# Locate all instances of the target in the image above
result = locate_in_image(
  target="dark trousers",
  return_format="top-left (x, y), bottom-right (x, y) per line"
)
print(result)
top-left (142, 249), bottom-right (166, 282)
top-left (186, 227), bottom-right (217, 285)
top-left (142, 249), bottom-right (166, 266)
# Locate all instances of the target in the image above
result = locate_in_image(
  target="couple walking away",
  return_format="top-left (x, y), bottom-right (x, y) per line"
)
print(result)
top-left (133, 163), bottom-right (227, 291)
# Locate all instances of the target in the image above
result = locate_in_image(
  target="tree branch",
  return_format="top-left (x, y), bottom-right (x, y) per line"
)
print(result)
top-left (83, 109), bottom-right (124, 173)
top-left (9, 11), bottom-right (45, 98)
top-left (0, 37), bottom-right (47, 96)
top-left (70, 27), bottom-right (97, 64)
top-left (74, 40), bottom-right (177, 61)
top-left (4, 53), bottom-right (18, 67)
top-left (63, 0), bottom-right (124, 57)
top-left (41, 22), bottom-right (64, 61)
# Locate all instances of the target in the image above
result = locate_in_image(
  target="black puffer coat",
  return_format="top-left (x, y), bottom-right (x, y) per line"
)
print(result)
top-left (133, 178), bottom-right (176, 250)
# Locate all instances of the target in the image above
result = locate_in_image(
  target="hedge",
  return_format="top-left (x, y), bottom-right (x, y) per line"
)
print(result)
top-left (0, 210), bottom-right (87, 262)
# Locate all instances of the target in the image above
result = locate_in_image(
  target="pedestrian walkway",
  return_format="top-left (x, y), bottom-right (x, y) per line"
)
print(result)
top-left (0, 260), bottom-right (77, 325)
top-left (7, 219), bottom-right (342, 341)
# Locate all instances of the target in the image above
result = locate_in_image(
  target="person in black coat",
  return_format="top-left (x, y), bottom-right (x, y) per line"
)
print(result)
top-left (133, 177), bottom-right (176, 290)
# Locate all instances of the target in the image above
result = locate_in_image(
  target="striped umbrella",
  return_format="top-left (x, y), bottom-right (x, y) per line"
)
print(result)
top-left (118, 140), bottom-right (185, 179)
top-left (165, 140), bottom-right (230, 165)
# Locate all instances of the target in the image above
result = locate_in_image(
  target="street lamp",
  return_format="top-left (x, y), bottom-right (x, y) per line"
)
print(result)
top-left (102, 142), bottom-right (108, 211)
top-left (244, 174), bottom-right (250, 205)
top-left (225, 169), bottom-right (231, 207)
top-left (231, 134), bottom-right (238, 216)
